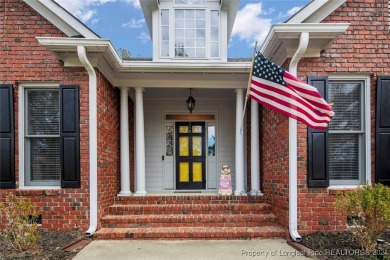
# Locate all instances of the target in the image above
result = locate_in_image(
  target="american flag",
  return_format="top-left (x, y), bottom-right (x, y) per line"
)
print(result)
top-left (249, 51), bottom-right (334, 130)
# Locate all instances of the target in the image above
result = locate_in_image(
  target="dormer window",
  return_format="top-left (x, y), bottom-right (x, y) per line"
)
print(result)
top-left (158, 0), bottom-right (220, 60)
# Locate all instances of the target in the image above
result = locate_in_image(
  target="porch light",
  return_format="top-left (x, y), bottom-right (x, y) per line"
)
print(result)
top-left (186, 88), bottom-right (196, 114)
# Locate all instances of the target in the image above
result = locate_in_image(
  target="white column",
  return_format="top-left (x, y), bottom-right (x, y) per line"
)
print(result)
top-left (118, 87), bottom-right (132, 196)
top-left (234, 89), bottom-right (246, 196)
top-left (250, 99), bottom-right (262, 195)
top-left (135, 87), bottom-right (147, 196)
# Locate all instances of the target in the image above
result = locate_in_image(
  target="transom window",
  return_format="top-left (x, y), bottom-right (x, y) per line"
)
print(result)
top-left (175, 9), bottom-right (205, 58)
top-left (328, 80), bottom-right (366, 185)
top-left (175, 0), bottom-right (205, 5)
top-left (24, 88), bottom-right (61, 186)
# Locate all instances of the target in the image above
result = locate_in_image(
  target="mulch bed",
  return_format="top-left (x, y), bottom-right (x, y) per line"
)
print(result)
top-left (301, 231), bottom-right (390, 259)
top-left (0, 230), bottom-right (84, 260)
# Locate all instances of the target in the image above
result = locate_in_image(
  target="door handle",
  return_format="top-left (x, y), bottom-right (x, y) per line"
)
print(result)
top-left (162, 155), bottom-right (164, 161)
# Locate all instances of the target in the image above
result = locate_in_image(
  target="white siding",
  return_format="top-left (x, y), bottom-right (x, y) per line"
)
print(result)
top-left (144, 107), bottom-right (163, 192)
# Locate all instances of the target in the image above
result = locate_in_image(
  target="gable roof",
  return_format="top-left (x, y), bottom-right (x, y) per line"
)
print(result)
top-left (24, 0), bottom-right (100, 39)
top-left (261, 0), bottom-right (348, 64)
top-left (286, 0), bottom-right (347, 23)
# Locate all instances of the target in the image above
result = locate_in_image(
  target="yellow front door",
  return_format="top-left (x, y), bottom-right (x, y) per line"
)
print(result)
top-left (176, 122), bottom-right (206, 189)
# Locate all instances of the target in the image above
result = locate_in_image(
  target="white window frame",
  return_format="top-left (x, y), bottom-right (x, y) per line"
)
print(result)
top-left (209, 10), bottom-right (220, 59)
top-left (158, 0), bottom-right (221, 60)
top-left (18, 83), bottom-right (61, 189)
top-left (160, 9), bottom-right (170, 58)
top-left (328, 75), bottom-right (371, 188)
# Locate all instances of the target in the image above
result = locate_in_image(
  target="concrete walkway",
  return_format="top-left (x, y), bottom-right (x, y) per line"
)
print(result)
top-left (73, 239), bottom-right (310, 260)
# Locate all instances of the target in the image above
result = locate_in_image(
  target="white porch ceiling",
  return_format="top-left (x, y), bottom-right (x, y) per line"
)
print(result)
top-left (143, 88), bottom-right (236, 100)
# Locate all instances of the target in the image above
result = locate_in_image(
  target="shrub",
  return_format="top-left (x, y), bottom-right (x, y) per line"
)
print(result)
top-left (0, 194), bottom-right (40, 251)
top-left (335, 183), bottom-right (390, 253)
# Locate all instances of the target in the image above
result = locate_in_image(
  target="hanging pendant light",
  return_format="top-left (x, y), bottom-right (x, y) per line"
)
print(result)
top-left (186, 88), bottom-right (196, 114)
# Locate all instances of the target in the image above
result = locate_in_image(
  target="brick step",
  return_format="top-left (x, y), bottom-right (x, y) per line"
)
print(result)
top-left (114, 195), bottom-right (266, 205)
top-left (108, 203), bottom-right (271, 215)
top-left (101, 213), bottom-right (277, 228)
top-left (93, 226), bottom-right (286, 240)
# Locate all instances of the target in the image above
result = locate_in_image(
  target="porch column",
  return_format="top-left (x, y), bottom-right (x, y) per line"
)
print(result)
top-left (250, 99), bottom-right (262, 195)
top-left (234, 88), bottom-right (246, 196)
top-left (118, 87), bottom-right (132, 196)
top-left (135, 87), bottom-right (147, 196)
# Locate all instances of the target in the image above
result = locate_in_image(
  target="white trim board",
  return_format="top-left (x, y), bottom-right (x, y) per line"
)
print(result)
top-left (24, 0), bottom-right (99, 38)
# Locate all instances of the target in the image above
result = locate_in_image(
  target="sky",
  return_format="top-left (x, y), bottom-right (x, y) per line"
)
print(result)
top-left (55, 0), bottom-right (311, 58)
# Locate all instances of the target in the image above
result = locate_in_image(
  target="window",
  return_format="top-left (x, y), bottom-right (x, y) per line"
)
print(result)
top-left (161, 9), bottom-right (170, 57)
top-left (24, 88), bottom-right (60, 186)
top-left (175, 9), bottom-right (206, 58)
top-left (207, 125), bottom-right (215, 156)
top-left (175, 0), bottom-right (205, 5)
top-left (210, 10), bottom-right (219, 58)
top-left (166, 125), bottom-right (174, 156)
top-left (328, 80), bottom-right (368, 185)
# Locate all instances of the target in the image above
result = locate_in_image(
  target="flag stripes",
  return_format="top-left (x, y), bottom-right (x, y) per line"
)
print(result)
top-left (249, 52), bottom-right (334, 130)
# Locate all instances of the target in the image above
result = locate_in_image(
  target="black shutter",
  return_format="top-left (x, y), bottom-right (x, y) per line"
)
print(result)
top-left (376, 77), bottom-right (390, 186)
top-left (307, 77), bottom-right (329, 188)
top-left (0, 84), bottom-right (15, 189)
top-left (60, 85), bottom-right (80, 188)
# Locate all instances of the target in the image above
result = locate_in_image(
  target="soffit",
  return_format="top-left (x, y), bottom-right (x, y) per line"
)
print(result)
top-left (260, 23), bottom-right (350, 65)
top-left (37, 37), bottom-right (251, 88)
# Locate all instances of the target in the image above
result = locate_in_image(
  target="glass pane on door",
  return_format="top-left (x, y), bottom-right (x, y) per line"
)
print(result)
top-left (192, 136), bottom-right (202, 156)
top-left (193, 162), bottom-right (202, 182)
top-left (179, 126), bottom-right (188, 133)
top-left (192, 125), bottom-right (202, 133)
top-left (179, 162), bottom-right (189, 182)
top-left (179, 137), bottom-right (189, 156)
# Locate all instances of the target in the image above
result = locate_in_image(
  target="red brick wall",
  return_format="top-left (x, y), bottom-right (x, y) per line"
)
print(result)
top-left (261, 0), bottom-right (389, 234)
top-left (260, 106), bottom-right (289, 228)
top-left (96, 71), bottom-right (121, 225)
top-left (0, 0), bottom-right (99, 231)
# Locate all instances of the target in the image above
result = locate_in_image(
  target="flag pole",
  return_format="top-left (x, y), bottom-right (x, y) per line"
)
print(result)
top-left (240, 40), bottom-right (258, 134)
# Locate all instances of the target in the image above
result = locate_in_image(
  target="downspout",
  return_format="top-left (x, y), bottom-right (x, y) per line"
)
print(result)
top-left (288, 32), bottom-right (309, 242)
top-left (77, 45), bottom-right (98, 237)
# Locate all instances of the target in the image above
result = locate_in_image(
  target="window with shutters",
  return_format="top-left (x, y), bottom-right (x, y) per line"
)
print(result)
top-left (23, 88), bottom-right (61, 187)
top-left (328, 79), bottom-right (369, 186)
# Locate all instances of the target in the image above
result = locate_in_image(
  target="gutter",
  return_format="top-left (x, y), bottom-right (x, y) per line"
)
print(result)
top-left (288, 32), bottom-right (309, 242)
top-left (77, 45), bottom-right (98, 237)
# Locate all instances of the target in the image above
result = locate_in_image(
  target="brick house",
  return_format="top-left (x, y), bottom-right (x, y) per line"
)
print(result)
top-left (0, 0), bottom-right (389, 240)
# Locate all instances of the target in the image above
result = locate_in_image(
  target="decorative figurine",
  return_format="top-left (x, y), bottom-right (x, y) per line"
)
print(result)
top-left (218, 165), bottom-right (232, 195)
